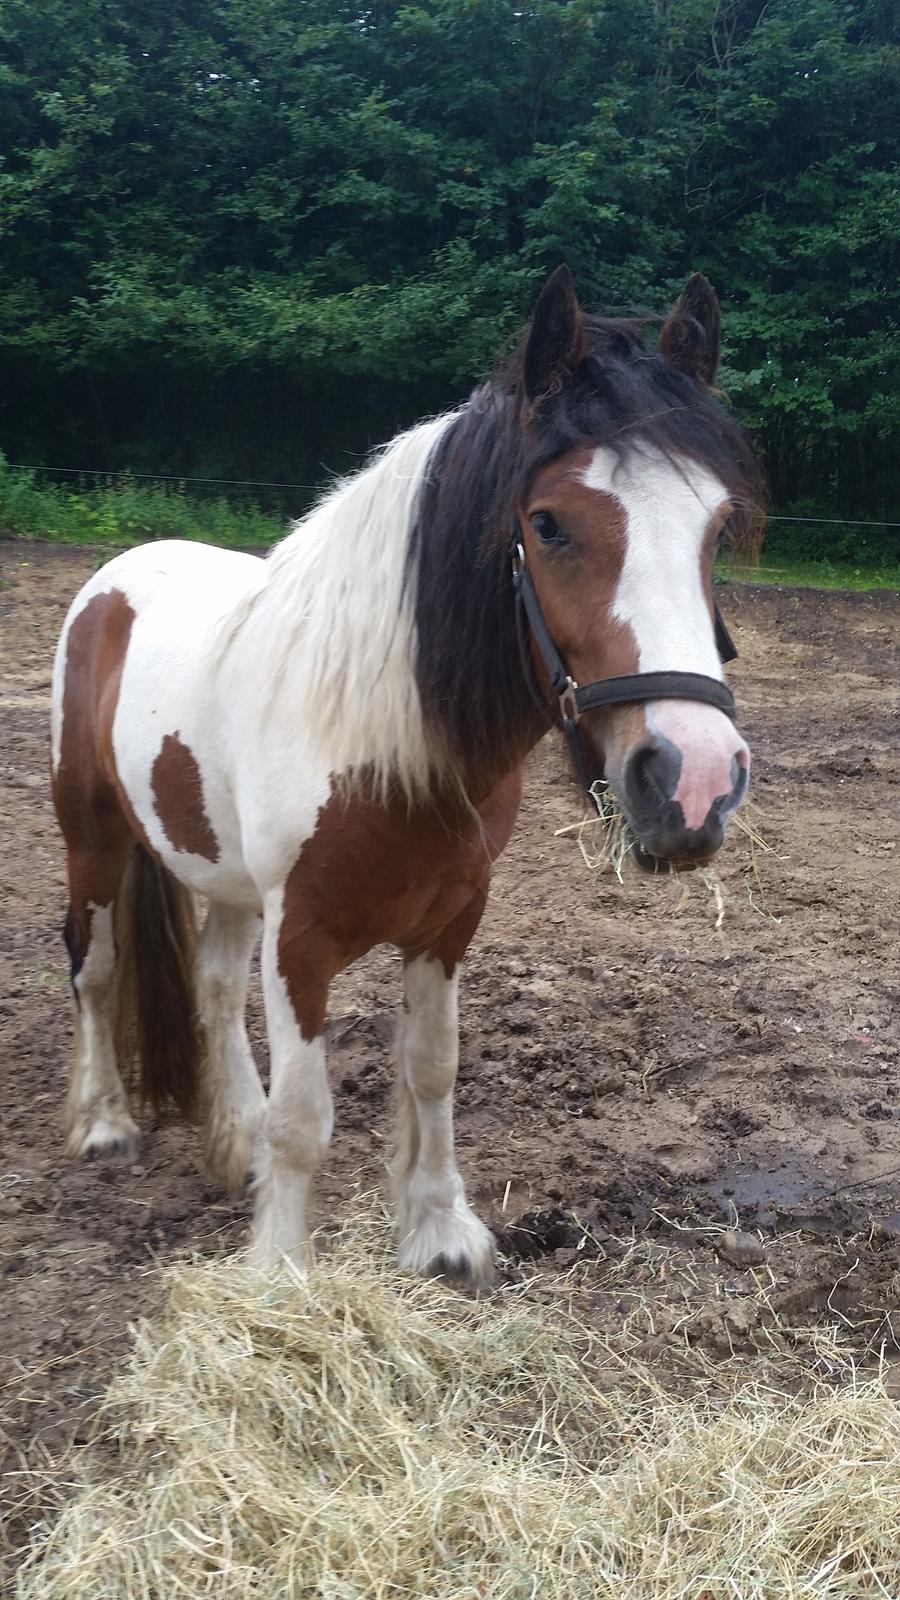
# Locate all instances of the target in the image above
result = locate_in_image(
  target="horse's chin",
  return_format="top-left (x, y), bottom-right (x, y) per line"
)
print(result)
top-left (612, 790), bottom-right (725, 875)
top-left (630, 841), bottom-right (666, 874)
top-left (630, 842), bottom-right (714, 875)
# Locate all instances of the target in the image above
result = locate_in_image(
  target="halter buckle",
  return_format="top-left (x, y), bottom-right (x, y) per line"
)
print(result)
top-left (558, 676), bottom-right (580, 725)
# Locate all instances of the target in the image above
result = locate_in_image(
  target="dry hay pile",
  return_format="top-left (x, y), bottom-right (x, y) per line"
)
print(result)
top-left (14, 1214), bottom-right (900, 1600)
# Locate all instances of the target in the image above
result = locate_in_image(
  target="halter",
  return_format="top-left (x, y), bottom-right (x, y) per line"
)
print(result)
top-left (510, 534), bottom-right (738, 800)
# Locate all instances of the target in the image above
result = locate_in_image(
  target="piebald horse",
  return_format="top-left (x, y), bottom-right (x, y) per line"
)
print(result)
top-left (51, 268), bottom-right (761, 1283)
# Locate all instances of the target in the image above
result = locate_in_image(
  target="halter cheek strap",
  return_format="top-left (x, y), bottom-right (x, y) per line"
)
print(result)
top-left (510, 538), bottom-right (739, 798)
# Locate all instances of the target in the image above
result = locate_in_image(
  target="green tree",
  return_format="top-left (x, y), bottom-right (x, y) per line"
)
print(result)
top-left (0, 0), bottom-right (896, 548)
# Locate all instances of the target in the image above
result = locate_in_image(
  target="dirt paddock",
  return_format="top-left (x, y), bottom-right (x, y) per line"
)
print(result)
top-left (1, 544), bottom-right (898, 1571)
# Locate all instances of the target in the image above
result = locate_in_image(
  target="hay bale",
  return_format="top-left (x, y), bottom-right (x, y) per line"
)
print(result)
top-left (15, 1214), bottom-right (900, 1597)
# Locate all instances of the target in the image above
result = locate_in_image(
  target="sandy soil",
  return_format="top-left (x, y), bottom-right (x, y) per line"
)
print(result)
top-left (1, 543), bottom-right (898, 1571)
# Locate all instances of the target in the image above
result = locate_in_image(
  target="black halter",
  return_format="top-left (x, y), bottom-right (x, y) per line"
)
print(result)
top-left (510, 534), bottom-right (738, 799)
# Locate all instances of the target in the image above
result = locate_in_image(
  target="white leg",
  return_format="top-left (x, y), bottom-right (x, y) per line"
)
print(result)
top-left (248, 890), bottom-right (333, 1272)
top-left (64, 904), bottom-right (139, 1159)
top-left (393, 955), bottom-right (494, 1282)
top-left (197, 904), bottom-right (265, 1195)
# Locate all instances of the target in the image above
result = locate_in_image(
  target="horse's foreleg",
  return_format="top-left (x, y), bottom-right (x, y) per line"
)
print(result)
top-left (248, 889), bottom-right (334, 1271)
top-left (393, 892), bottom-right (494, 1284)
top-left (197, 903), bottom-right (265, 1195)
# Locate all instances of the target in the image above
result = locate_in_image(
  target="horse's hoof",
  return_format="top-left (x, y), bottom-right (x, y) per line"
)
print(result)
top-left (65, 1111), bottom-right (140, 1162)
top-left (203, 1119), bottom-right (257, 1198)
top-left (428, 1252), bottom-right (496, 1298)
top-left (397, 1209), bottom-right (496, 1290)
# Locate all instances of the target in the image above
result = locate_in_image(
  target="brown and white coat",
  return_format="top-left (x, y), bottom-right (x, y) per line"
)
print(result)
top-left (50, 269), bottom-right (760, 1281)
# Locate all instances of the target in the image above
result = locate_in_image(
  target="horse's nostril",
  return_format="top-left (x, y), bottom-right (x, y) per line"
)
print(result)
top-left (727, 757), bottom-right (750, 809)
top-left (628, 741), bottom-right (682, 807)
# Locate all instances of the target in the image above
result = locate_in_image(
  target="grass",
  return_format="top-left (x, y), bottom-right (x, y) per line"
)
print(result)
top-left (12, 1209), bottom-right (900, 1599)
top-left (0, 454), bottom-right (284, 550)
top-left (1, 454), bottom-right (896, 591)
top-left (720, 555), bottom-right (899, 592)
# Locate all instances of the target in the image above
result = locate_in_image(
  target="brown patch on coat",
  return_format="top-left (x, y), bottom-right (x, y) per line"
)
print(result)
top-left (151, 732), bottom-right (220, 862)
top-left (517, 449), bottom-right (641, 780)
top-left (52, 589), bottom-right (140, 967)
top-left (519, 450), bottom-right (639, 688)
top-left (277, 770), bottom-right (523, 1039)
top-left (414, 886), bottom-right (490, 982)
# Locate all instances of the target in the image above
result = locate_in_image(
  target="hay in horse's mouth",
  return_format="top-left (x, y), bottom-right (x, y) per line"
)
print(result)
top-left (553, 782), bottom-right (695, 881)
top-left (582, 784), bottom-right (720, 878)
top-left (554, 781), bottom-right (638, 881)
top-left (631, 842), bottom-right (714, 874)
top-left (555, 785), bottom-right (775, 929)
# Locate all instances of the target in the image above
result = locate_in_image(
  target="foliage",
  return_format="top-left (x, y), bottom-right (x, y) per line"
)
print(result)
top-left (0, 455), bottom-right (283, 547)
top-left (763, 512), bottom-right (898, 566)
top-left (0, 0), bottom-right (897, 554)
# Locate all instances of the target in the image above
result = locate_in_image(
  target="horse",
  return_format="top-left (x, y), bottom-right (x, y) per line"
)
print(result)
top-left (50, 266), bottom-right (762, 1284)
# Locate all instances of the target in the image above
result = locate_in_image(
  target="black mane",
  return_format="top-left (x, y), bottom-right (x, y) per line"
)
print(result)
top-left (410, 313), bottom-right (764, 789)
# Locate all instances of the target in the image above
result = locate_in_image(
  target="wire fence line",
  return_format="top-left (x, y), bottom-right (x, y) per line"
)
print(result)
top-left (6, 462), bottom-right (319, 492)
top-left (764, 515), bottom-right (900, 529)
top-left (4, 459), bottom-right (899, 531)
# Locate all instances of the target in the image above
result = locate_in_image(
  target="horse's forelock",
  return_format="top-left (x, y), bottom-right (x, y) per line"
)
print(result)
top-left (524, 316), bottom-right (765, 534)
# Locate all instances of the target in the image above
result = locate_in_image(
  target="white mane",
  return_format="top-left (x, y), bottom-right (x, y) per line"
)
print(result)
top-left (230, 410), bottom-right (461, 800)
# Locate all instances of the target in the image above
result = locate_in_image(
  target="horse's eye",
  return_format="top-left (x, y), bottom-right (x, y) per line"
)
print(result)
top-left (530, 510), bottom-right (567, 546)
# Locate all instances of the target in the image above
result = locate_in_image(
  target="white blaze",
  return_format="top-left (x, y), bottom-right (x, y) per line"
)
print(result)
top-left (581, 446), bottom-right (749, 833)
top-left (581, 445), bottom-right (725, 676)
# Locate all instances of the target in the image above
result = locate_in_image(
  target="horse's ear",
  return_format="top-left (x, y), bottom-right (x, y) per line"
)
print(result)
top-left (523, 264), bottom-right (586, 402)
top-left (659, 273), bottom-right (721, 386)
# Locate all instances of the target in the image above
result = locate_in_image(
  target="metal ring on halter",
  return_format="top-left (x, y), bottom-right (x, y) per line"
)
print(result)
top-left (558, 678), bottom-right (580, 724)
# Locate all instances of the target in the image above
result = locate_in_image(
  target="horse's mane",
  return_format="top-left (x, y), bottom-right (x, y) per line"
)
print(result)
top-left (410, 314), bottom-right (765, 789)
top-left (218, 411), bottom-right (460, 803)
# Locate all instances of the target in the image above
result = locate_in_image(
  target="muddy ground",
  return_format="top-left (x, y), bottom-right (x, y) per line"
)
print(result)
top-left (1, 544), bottom-right (898, 1570)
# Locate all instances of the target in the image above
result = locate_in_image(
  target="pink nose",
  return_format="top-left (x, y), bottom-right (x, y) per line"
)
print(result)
top-left (654, 702), bottom-right (750, 831)
top-left (622, 702), bottom-right (750, 862)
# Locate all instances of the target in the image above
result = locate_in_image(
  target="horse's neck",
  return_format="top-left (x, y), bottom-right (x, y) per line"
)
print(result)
top-left (220, 435), bottom-right (442, 799)
top-left (219, 405), bottom-right (545, 802)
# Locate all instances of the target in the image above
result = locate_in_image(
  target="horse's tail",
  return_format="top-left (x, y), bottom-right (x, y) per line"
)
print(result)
top-left (114, 843), bottom-right (202, 1119)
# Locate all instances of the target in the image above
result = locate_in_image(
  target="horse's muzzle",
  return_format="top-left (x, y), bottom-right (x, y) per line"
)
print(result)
top-left (621, 727), bottom-right (749, 867)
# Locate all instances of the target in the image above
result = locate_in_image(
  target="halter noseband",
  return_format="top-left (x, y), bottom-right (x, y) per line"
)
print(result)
top-left (510, 533), bottom-right (738, 799)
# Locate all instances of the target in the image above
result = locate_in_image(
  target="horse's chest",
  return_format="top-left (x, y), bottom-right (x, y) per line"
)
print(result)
top-left (281, 773), bottom-right (521, 961)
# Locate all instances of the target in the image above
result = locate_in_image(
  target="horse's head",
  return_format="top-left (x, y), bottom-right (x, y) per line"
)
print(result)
top-left (514, 266), bottom-right (762, 869)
